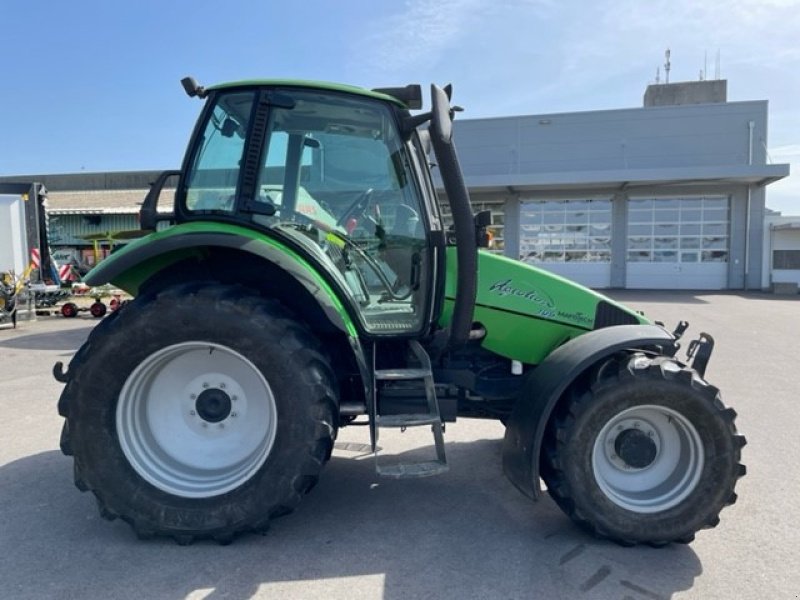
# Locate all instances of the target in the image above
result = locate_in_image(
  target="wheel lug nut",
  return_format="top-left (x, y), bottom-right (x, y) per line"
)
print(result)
top-left (220, 383), bottom-right (226, 389)
top-left (231, 412), bottom-right (237, 418)
top-left (190, 410), bottom-right (196, 416)
top-left (219, 423), bottom-right (225, 429)
top-left (190, 394), bottom-right (197, 400)
top-left (201, 422), bottom-right (208, 428)
top-left (232, 396), bottom-right (238, 402)
top-left (202, 382), bottom-right (209, 389)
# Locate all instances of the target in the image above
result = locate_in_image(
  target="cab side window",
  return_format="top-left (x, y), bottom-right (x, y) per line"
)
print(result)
top-left (184, 92), bottom-right (255, 212)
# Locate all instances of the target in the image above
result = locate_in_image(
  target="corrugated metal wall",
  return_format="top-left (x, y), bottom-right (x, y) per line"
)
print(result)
top-left (49, 214), bottom-right (139, 246)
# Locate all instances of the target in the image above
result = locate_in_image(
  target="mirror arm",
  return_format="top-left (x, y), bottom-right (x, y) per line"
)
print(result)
top-left (402, 111), bottom-right (432, 136)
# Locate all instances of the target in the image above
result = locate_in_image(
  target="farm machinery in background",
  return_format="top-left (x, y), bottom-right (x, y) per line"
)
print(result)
top-left (0, 182), bottom-right (51, 327)
top-left (0, 182), bottom-right (129, 325)
top-left (40, 230), bottom-right (144, 318)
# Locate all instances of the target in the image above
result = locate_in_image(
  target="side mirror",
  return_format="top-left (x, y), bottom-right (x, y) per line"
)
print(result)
top-left (430, 84), bottom-right (453, 145)
top-left (475, 210), bottom-right (491, 228)
top-left (221, 118), bottom-right (238, 138)
top-left (474, 210), bottom-right (492, 248)
top-left (140, 170), bottom-right (180, 230)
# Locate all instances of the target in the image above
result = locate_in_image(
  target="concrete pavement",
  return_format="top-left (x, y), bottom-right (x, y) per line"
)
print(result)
top-left (0, 291), bottom-right (797, 599)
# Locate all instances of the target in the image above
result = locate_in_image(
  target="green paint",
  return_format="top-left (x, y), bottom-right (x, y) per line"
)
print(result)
top-left (206, 79), bottom-right (407, 107)
top-left (439, 248), bottom-right (649, 364)
top-left (88, 221), bottom-right (358, 337)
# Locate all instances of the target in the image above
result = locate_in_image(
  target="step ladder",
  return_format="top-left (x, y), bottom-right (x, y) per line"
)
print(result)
top-left (372, 339), bottom-right (448, 478)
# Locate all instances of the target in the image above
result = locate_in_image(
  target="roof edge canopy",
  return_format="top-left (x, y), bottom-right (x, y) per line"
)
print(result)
top-left (438, 163), bottom-right (790, 193)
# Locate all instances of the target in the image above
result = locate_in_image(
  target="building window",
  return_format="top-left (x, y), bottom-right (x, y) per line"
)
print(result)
top-left (627, 196), bottom-right (729, 263)
top-left (773, 250), bottom-right (800, 270)
top-left (519, 198), bottom-right (612, 263)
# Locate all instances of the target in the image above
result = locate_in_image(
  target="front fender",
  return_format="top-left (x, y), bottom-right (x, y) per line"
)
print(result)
top-left (502, 324), bottom-right (676, 499)
top-left (85, 222), bottom-right (358, 337)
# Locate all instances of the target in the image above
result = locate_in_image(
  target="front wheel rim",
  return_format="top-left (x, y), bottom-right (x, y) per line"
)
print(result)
top-left (117, 342), bottom-right (277, 499)
top-left (592, 404), bottom-right (704, 513)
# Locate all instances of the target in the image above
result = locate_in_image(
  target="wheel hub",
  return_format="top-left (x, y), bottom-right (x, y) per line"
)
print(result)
top-left (195, 388), bottom-right (232, 423)
top-left (603, 417), bottom-right (661, 471)
top-left (592, 405), bottom-right (705, 513)
top-left (614, 428), bottom-right (658, 469)
top-left (116, 342), bottom-right (277, 498)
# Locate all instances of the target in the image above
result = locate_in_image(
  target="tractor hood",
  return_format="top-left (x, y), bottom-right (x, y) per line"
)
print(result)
top-left (439, 249), bottom-right (649, 364)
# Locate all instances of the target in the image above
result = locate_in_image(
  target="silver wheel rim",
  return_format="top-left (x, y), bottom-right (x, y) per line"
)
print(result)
top-left (117, 342), bottom-right (277, 498)
top-left (591, 404), bottom-right (704, 513)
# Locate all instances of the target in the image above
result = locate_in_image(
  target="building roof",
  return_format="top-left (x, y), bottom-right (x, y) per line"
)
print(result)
top-left (772, 222), bottom-right (800, 230)
top-left (454, 164), bottom-right (790, 194)
top-left (46, 188), bottom-right (175, 214)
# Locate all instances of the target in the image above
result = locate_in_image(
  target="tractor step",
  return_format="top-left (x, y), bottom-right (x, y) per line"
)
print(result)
top-left (372, 340), bottom-right (448, 479)
top-left (376, 460), bottom-right (449, 479)
top-left (375, 368), bottom-right (431, 381)
top-left (377, 413), bottom-right (440, 428)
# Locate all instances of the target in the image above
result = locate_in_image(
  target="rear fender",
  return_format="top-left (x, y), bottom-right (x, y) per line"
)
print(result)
top-left (85, 230), bottom-right (358, 337)
top-left (502, 324), bottom-right (676, 499)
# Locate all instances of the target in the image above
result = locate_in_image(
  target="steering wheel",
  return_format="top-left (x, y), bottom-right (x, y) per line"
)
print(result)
top-left (336, 189), bottom-right (374, 227)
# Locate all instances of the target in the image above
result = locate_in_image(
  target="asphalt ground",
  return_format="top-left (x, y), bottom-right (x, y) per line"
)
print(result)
top-left (0, 290), bottom-right (798, 600)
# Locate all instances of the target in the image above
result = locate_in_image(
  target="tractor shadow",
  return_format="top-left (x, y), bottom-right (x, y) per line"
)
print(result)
top-left (0, 440), bottom-right (702, 600)
top-left (0, 321), bottom-right (94, 351)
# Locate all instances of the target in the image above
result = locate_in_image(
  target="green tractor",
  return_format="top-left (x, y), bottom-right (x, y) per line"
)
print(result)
top-left (54, 78), bottom-right (745, 546)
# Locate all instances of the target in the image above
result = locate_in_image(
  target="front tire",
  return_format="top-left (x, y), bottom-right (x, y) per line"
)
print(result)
top-left (542, 354), bottom-right (746, 546)
top-left (59, 283), bottom-right (338, 543)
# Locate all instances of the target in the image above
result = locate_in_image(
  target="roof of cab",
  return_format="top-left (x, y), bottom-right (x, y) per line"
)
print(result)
top-left (206, 79), bottom-right (407, 107)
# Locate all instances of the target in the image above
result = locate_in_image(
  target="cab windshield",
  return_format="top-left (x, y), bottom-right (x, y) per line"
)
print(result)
top-left (181, 88), bottom-right (432, 334)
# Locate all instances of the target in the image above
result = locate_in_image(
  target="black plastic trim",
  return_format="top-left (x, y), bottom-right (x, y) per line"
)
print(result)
top-left (140, 170), bottom-right (180, 230)
top-left (429, 84), bottom-right (476, 349)
top-left (593, 300), bottom-right (641, 329)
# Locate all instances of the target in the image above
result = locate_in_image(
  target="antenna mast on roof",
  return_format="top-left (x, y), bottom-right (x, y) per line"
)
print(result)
top-left (664, 48), bottom-right (671, 84)
top-left (655, 66), bottom-right (661, 84)
top-left (715, 49), bottom-right (721, 79)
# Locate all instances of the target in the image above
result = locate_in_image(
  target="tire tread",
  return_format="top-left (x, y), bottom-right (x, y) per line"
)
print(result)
top-left (541, 353), bottom-right (745, 547)
top-left (58, 283), bottom-right (338, 544)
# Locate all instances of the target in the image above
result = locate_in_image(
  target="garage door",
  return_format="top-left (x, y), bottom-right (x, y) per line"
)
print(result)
top-left (519, 198), bottom-right (612, 288)
top-left (626, 196), bottom-right (729, 289)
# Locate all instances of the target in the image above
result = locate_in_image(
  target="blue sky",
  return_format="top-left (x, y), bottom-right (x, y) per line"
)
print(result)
top-left (1, 0), bottom-right (797, 212)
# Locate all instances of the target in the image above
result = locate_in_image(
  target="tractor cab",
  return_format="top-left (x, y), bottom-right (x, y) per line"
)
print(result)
top-left (175, 83), bottom-right (444, 335)
top-left (133, 81), bottom-right (474, 343)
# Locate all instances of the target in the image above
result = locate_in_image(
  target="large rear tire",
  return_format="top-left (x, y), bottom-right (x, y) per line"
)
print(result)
top-left (541, 353), bottom-right (746, 546)
top-left (58, 283), bottom-right (337, 544)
